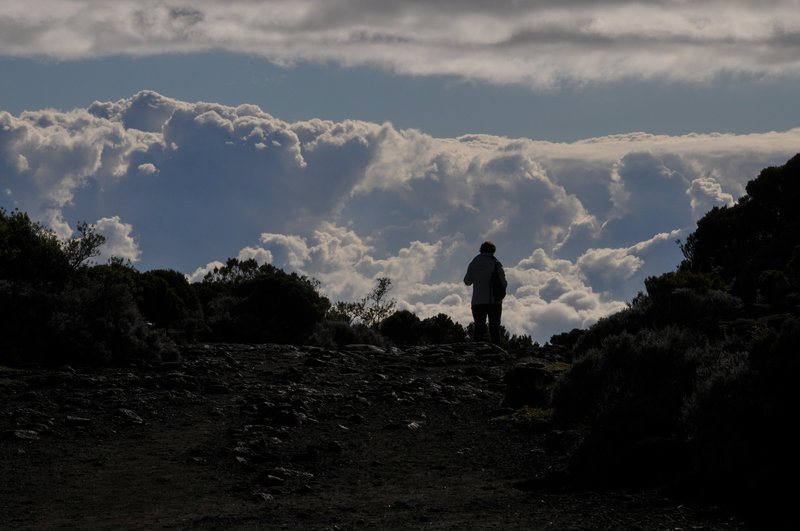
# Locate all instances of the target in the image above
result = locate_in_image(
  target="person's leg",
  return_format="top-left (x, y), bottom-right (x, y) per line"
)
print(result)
top-left (488, 304), bottom-right (503, 345)
top-left (471, 304), bottom-right (489, 342)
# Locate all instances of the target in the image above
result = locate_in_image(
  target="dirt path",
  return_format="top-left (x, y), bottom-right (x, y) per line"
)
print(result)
top-left (1, 343), bottom-right (749, 529)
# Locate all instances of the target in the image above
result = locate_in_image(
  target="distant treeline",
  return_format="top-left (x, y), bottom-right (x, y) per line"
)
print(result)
top-left (547, 153), bottom-right (800, 525)
top-left (0, 209), bottom-right (533, 366)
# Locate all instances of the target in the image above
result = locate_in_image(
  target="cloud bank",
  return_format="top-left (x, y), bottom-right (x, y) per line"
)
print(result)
top-left (2, 1), bottom-right (800, 89)
top-left (2, 90), bottom-right (799, 340)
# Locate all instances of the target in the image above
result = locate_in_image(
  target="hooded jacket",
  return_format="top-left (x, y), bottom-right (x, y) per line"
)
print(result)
top-left (464, 252), bottom-right (507, 305)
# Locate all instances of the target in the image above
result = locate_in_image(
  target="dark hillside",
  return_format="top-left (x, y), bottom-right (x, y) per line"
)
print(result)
top-left (549, 154), bottom-right (800, 527)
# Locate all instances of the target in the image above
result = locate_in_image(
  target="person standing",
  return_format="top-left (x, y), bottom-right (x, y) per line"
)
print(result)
top-left (464, 241), bottom-right (507, 344)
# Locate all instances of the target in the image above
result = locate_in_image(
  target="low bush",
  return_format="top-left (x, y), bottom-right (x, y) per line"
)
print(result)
top-left (197, 259), bottom-right (330, 344)
top-left (380, 310), bottom-right (423, 346)
top-left (310, 320), bottom-right (386, 348)
top-left (552, 326), bottom-right (705, 487)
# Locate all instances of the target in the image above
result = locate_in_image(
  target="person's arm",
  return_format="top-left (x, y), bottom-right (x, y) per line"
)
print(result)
top-left (498, 262), bottom-right (508, 288)
top-left (464, 261), bottom-right (473, 285)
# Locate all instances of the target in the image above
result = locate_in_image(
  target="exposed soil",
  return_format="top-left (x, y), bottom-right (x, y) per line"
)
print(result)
top-left (1, 343), bottom-right (750, 529)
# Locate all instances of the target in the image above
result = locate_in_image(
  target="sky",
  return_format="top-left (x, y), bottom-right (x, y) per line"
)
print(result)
top-left (2, 1), bottom-right (800, 342)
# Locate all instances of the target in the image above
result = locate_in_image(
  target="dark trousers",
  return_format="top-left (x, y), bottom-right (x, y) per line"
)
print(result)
top-left (472, 304), bottom-right (502, 344)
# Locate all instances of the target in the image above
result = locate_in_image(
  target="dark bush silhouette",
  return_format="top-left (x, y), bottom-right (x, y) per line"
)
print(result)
top-left (0, 208), bottom-right (71, 289)
top-left (380, 310), bottom-right (423, 345)
top-left (1, 209), bottom-right (177, 365)
top-left (549, 328), bottom-right (586, 353)
top-left (553, 327), bottom-right (699, 485)
top-left (680, 153), bottom-right (800, 300)
top-left (50, 276), bottom-right (178, 365)
top-left (137, 269), bottom-right (203, 341)
top-left (196, 258), bottom-right (329, 344)
top-left (420, 313), bottom-right (469, 344)
top-left (379, 311), bottom-right (468, 346)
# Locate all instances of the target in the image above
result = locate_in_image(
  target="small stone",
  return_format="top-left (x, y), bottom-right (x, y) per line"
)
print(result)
top-left (204, 382), bottom-right (230, 394)
top-left (256, 474), bottom-right (285, 486)
top-left (65, 416), bottom-right (92, 427)
top-left (2, 429), bottom-right (39, 441)
top-left (252, 492), bottom-right (275, 502)
top-left (271, 410), bottom-right (303, 427)
top-left (118, 408), bottom-right (143, 424)
top-left (348, 414), bottom-right (366, 424)
top-left (271, 467), bottom-right (314, 480)
top-left (327, 440), bottom-right (343, 452)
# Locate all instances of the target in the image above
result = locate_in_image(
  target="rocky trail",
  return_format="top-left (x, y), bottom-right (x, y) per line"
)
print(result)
top-left (1, 343), bottom-right (748, 529)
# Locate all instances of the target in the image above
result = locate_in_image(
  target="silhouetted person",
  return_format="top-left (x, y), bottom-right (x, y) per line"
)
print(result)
top-left (464, 241), bottom-right (507, 344)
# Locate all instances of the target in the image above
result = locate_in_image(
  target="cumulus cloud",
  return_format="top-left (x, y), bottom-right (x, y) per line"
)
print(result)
top-left (137, 163), bottom-right (158, 175)
top-left (187, 261), bottom-right (223, 283)
top-left (2, 91), bottom-right (799, 340)
top-left (1, 2), bottom-right (800, 89)
top-left (95, 216), bottom-right (141, 263)
top-left (687, 175), bottom-right (736, 216)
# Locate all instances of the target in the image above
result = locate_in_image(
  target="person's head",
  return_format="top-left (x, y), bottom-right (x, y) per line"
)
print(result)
top-left (479, 241), bottom-right (496, 254)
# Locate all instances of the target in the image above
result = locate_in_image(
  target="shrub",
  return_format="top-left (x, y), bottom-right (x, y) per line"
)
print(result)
top-left (326, 278), bottom-right (397, 328)
top-left (51, 280), bottom-right (179, 365)
top-left (137, 269), bottom-right (203, 341)
top-left (0, 209), bottom-right (177, 366)
top-left (197, 259), bottom-right (329, 344)
top-left (681, 348), bottom-right (754, 497)
top-left (310, 320), bottom-right (385, 348)
top-left (380, 310), bottom-right (423, 346)
top-left (420, 313), bottom-right (468, 344)
top-left (0, 280), bottom-right (57, 364)
top-left (552, 327), bottom-right (701, 486)
top-left (756, 269), bottom-right (789, 305)
top-left (681, 320), bottom-right (799, 518)
top-left (549, 328), bottom-right (586, 350)
top-left (238, 271), bottom-right (329, 343)
top-left (571, 299), bottom-right (650, 358)
top-left (0, 208), bottom-right (71, 289)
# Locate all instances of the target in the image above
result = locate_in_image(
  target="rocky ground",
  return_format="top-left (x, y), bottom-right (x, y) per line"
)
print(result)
top-left (1, 342), bottom-right (750, 529)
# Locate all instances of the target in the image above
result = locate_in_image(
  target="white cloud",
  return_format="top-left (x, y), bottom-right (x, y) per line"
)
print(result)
top-left (187, 261), bottom-right (224, 283)
top-left (0, 107), bottom-right (157, 228)
top-left (2, 91), bottom-right (799, 341)
top-left (95, 216), bottom-right (141, 263)
top-left (258, 233), bottom-right (313, 270)
top-left (236, 246), bottom-right (273, 266)
top-left (578, 248), bottom-right (644, 285)
top-left (2, 2), bottom-right (799, 89)
top-left (137, 162), bottom-right (158, 175)
top-left (687, 175), bottom-right (736, 217)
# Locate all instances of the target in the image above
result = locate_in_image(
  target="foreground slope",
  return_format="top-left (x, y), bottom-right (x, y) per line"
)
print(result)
top-left (1, 343), bottom-right (746, 529)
